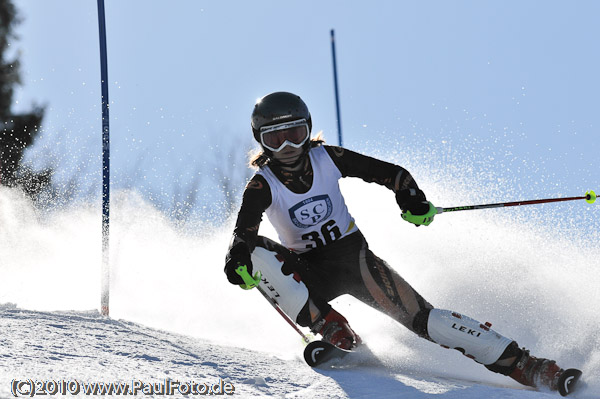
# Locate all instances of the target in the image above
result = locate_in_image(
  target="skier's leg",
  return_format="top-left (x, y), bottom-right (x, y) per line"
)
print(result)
top-left (354, 260), bottom-right (513, 367)
top-left (307, 233), bottom-right (578, 392)
top-left (294, 231), bottom-right (431, 348)
top-left (252, 236), bottom-right (357, 350)
top-left (250, 236), bottom-right (315, 323)
top-left (425, 308), bottom-right (513, 364)
top-left (273, 234), bottom-right (363, 350)
top-left (426, 309), bottom-right (575, 392)
top-left (350, 237), bottom-right (520, 369)
top-left (353, 240), bottom-right (434, 336)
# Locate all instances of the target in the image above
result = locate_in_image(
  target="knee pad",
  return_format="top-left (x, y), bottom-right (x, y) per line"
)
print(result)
top-left (251, 247), bottom-right (309, 323)
top-left (427, 309), bottom-right (513, 365)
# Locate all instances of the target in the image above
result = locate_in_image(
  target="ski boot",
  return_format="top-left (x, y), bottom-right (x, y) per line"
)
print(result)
top-left (509, 349), bottom-right (582, 396)
top-left (312, 308), bottom-right (361, 350)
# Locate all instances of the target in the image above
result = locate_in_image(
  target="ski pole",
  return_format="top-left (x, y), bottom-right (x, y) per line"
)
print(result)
top-left (436, 190), bottom-right (596, 214)
top-left (236, 265), bottom-right (311, 344)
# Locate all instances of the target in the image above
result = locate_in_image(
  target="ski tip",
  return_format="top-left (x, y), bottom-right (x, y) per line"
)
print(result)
top-left (558, 368), bottom-right (582, 397)
top-left (303, 341), bottom-right (329, 367)
top-left (585, 190), bottom-right (596, 204)
top-left (303, 340), bottom-right (350, 367)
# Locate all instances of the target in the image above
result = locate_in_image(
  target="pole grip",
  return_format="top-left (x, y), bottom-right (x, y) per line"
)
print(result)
top-left (235, 265), bottom-right (261, 290)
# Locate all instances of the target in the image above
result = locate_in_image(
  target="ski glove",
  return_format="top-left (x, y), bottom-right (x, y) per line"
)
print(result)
top-left (396, 188), bottom-right (436, 227)
top-left (401, 201), bottom-right (437, 227)
top-left (396, 188), bottom-right (427, 212)
top-left (224, 240), bottom-right (253, 285)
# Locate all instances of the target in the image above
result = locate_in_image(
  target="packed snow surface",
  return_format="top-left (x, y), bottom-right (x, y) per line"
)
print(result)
top-left (2, 304), bottom-right (592, 399)
top-left (1, 161), bottom-right (599, 398)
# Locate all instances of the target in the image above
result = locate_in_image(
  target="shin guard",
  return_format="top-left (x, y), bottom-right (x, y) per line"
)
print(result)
top-left (251, 246), bottom-right (309, 322)
top-left (427, 309), bottom-right (513, 365)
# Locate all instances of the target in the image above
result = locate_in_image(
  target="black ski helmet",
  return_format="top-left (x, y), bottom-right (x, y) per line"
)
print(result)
top-left (251, 92), bottom-right (312, 157)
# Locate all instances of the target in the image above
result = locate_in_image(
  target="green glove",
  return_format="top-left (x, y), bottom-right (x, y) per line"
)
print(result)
top-left (401, 201), bottom-right (437, 226)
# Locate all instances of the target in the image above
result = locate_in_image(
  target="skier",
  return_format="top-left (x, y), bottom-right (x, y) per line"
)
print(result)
top-left (224, 91), bottom-right (580, 395)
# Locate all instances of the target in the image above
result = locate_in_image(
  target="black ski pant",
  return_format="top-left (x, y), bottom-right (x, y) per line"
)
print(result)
top-left (257, 230), bottom-right (434, 337)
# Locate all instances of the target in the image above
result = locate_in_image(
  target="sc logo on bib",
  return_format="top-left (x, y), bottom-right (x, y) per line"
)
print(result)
top-left (289, 195), bottom-right (333, 228)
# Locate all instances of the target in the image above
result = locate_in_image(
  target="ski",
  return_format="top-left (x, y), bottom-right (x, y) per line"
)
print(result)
top-left (303, 340), bottom-right (352, 367)
top-left (557, 368), bottom-right (582, 397)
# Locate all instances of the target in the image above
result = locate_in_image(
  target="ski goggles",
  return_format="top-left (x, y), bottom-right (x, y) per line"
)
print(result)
top-left (259, 119), bottom-right (310, 152)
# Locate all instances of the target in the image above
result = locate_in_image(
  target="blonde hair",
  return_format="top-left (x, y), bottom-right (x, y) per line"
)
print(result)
top-left (248, 131), bottom-right (325, 169)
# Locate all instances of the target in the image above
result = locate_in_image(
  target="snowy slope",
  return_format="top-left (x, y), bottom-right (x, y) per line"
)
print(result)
top-left (1, 304), bottom-right (592, 399)
top-left (1, 304), bottom-right (340, 398)
top-left (1, 165), bottom-right (599, 398)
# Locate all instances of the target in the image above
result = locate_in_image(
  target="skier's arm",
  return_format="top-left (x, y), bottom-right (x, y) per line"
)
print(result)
top-left (323, 145), bottom-right (430, 215)
top-left (224, 175), bottom-right (272, 285)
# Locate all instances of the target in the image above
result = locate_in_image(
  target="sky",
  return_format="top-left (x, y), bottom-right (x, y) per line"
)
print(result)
top-left (9, 0), bottom-right (599, 225)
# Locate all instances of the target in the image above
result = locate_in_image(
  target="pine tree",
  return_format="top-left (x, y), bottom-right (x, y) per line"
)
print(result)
top-left (0, 0), bottom-right (48, 196)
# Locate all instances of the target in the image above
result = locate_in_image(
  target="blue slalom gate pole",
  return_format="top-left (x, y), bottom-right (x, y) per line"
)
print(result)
top-left (330, 29), bottom-right (343, 147)
top-left (97, 0), bottom-right (110, 317)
